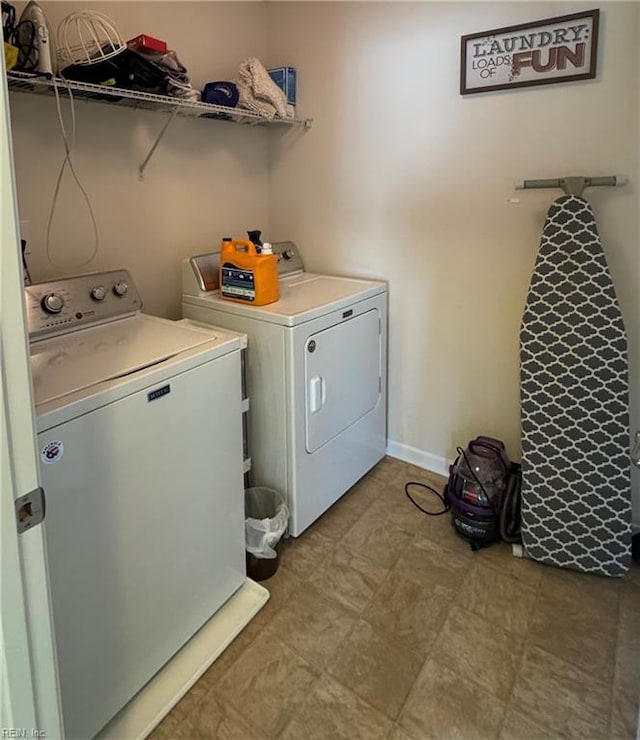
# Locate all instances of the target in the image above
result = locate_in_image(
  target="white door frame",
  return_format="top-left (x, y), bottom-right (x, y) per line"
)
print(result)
top-left (0, 58), bottom-right (63, 736)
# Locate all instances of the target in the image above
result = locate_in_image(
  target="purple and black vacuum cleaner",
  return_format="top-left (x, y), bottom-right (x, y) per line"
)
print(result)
top-left (404, 435), bottom-right (522, 551)
top-left (444, 436), bottom-right (522, 550)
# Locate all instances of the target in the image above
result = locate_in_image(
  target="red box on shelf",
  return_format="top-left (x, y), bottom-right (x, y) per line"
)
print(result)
top-left (126, 34), bottom-right (168, 54)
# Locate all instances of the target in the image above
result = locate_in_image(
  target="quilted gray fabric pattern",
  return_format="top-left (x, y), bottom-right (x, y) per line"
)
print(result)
top-left (520, 194), bottom-right (631, 576)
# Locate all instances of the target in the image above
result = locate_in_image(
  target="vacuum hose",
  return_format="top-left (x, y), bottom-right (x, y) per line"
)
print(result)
top-left (499, 463), bottom-right (522, 543)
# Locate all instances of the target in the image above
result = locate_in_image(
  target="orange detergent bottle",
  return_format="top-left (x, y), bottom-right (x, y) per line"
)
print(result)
top-left (219, 238), bottom-right (280, 306)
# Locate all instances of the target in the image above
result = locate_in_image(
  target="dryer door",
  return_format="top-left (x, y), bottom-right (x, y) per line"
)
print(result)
top-left (305, 308), bottom-right (381, 453)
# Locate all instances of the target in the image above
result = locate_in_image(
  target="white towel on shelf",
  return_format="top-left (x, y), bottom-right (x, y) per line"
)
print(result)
top-left (236, 57), bottom-right (288, 119)
top-left (237, 83), bottom-right (277, 119)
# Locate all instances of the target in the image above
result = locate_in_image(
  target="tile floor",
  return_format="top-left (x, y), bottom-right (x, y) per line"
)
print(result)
top-left (150, 457), bottom-right (640, 739)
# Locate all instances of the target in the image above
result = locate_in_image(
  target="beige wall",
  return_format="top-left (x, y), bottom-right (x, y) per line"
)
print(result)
top-left (10, 1), bottom-right (271, 318)
top-left (267, 1), bottom-right (640, 515)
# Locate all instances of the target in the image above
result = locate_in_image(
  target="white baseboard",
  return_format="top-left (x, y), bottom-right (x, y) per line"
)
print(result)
top-left (386, 439), bottom-right (449, 478)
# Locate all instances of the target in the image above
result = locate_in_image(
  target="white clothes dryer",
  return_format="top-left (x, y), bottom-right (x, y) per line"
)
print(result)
top-left (182, 242), bottom-right (388, 537)
top-left (27, 270), bottom-right (247, 739)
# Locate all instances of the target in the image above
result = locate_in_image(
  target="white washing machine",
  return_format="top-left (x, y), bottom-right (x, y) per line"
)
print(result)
top-left (182, 242), bottom-right (387, 536)
top-left (27, 270), bottom-right (247, 739)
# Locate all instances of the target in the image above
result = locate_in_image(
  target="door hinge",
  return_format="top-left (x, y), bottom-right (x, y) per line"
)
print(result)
top-left (15, 487), bottom-right (46, 534)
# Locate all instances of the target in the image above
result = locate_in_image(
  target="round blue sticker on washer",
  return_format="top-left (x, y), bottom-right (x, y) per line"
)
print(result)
top-left (41, 440), bottom-right (64, 464)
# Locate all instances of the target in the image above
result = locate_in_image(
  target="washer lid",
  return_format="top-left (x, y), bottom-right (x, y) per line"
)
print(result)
top-left (183, 273), bottom-right (387, 326)
top-left (31, 314), bottom-right (235, 407)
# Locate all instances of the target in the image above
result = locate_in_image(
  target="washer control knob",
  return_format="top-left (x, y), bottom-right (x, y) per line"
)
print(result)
top-left (91, 286), bottom-right (106, 301)
top-left (282, 249), bottom-right (295, 260)
top-left (113, 281), bottom-right (128, 297)
top-left (42, 292), bottom-right (64, 314)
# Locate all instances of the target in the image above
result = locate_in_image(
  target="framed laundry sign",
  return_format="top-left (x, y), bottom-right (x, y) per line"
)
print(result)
top-left (460, 9), bottom-right (599, 95)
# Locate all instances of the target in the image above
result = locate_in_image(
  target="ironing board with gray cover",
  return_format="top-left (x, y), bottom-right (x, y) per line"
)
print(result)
top-left (520, 194), bottom-right (631, 576)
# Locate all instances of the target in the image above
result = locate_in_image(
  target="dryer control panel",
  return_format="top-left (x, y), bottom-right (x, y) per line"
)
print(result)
top-left (26, 269), bottom-right (142, 341)
top-left (272, 241), bottom-right (304, 276)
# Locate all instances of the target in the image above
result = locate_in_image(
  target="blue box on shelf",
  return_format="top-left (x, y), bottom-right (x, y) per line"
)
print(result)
top-left (268, 66), bottom-right (296, 105)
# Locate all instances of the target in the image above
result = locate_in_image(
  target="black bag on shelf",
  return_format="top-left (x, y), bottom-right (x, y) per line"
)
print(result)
top-left (61, 48), bottom-right (168, 96)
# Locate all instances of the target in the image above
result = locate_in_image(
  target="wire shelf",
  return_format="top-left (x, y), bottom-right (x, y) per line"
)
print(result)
top-left (6, 71), bottom-right (312, 128)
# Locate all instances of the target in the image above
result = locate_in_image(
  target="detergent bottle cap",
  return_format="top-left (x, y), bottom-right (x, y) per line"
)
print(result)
top-left (261, 242), bottom-right (273, 254)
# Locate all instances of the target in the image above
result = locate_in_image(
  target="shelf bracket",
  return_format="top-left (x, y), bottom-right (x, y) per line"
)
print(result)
top-left (138, 108), bottom-right (179, 181)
